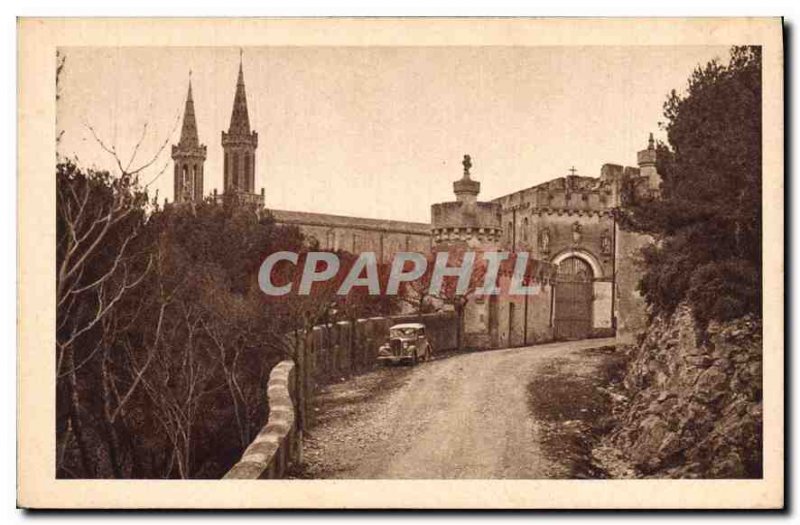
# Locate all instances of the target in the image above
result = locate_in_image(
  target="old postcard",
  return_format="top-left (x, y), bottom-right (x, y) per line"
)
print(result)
top-left (17, 17), bottom-right (783, 508)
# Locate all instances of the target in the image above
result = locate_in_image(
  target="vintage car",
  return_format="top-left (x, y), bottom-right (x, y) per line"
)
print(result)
top-left (377, 323), bottom-right (433, 366)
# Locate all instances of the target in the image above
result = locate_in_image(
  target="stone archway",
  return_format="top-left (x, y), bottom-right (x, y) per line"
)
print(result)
top-left (551, 249), bottom-right (603, 341)
top-left (551, 248), bottom-right (604, 279)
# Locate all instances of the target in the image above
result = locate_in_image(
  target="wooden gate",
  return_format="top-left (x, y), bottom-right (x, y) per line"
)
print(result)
top-left (554, 256), bottom-right (593, 340)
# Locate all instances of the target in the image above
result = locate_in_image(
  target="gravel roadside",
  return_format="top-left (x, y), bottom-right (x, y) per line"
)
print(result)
top-left (295, 338), bottom-right (619, 479)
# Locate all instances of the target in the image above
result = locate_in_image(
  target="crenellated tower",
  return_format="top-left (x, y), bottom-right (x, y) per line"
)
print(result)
top-left (221, 53), bottom-right (263, 207)
top-left (637, 132), bottom-right (661, 192)
top-left (171, 76), bottom-right (207, 203)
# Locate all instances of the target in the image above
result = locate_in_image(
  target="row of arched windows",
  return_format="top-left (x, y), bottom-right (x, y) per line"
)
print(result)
top-left (507, 217), bottom-right (532, 244)
top-left (223, 151), bottom-right (255, 192)
top-left (321, 229), bottom-right (418, 261)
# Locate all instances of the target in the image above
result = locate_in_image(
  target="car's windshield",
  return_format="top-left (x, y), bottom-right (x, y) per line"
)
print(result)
top-left (390, 328), bottom-right (417, 338)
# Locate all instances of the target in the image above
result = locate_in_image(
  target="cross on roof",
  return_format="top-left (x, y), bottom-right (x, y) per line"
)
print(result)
top-left (568, 166), bottom-right (578, 176)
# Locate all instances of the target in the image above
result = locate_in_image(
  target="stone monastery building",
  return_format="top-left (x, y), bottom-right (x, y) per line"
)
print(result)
top-left (172, 58), bottom-right (660, 348)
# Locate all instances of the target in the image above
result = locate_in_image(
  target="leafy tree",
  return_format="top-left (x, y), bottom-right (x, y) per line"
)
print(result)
top-left (619, 46), bottom-right (762, 327)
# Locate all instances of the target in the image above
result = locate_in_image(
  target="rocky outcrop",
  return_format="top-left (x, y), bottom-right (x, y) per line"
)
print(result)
top-left (599, 304), bottom-right (762, 478)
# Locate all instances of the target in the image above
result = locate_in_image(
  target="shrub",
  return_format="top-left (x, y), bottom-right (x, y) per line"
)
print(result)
top-left (687, 259), bottom-right (761, 327)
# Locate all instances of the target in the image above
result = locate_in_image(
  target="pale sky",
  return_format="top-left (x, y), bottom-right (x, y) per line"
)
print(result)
top-left (57, 46), bottom-right (727, 222)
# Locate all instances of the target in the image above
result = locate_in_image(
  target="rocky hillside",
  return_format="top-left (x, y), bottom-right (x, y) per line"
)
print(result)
top-left (596, 304), bottom-right (762, 478)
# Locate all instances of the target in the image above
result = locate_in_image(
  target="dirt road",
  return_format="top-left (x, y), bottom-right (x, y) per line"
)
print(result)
top-left (300, 338), bottom-right (619, 479)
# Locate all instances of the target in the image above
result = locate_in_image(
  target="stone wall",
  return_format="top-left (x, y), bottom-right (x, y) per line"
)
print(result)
top-left (499, 209), bottom-right (616, 279)
top-left (489, 278), bottom-right (555, 348)
top-left (224, 360), bottom-right (301, 479)
top-left (614, 227), bottom-right (652, 340)
top-left (270, 208), bottom-right (431, 263)
top-left (431, 200), bottom-right (502, 233)
top-left (307, 311), bottom-right (458, 384)
top-left (598, 304), bottom-right (763, 478)
top-left (488, 173), bottom-right (626, 337)
top-left (492, 174), bottom-right (617, 213)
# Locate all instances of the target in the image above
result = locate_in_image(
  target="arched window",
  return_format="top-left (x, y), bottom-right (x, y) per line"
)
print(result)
top-left (224, 153), bottom-right (229, 189)
top-left (193, 164), bottom-right (199, 200)
top-left (190, 165), bottom-right (196, 197)
top-left (244, 153), bottom-right (251, 191)
top-left (326, 229), bottom-right (335, 249)
top-left (181, 165), bottom-right (188, 200)
top-left (523, 217), bottom-right (529, 241)
top-left (250, 154), bottom-right (255, 191)
top-left (507, 222), bottom-right (513, 243)
top-left (232, 154), bottom-right (239, 190)
top-left (174, 164), bottom-right (179, 198)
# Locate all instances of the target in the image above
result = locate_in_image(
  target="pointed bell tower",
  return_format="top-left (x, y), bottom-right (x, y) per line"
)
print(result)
top-left (221, 51), bottom-right (261, 206)
top-left (171, 73), bottom-right (207, 203)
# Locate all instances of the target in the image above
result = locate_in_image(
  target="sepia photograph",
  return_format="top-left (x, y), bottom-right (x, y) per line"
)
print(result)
top-left (17, 17), bottom-right (784, 509)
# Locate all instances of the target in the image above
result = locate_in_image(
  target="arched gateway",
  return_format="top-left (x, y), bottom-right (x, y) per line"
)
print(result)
top-left (552, 251), bottom-right (599, 340)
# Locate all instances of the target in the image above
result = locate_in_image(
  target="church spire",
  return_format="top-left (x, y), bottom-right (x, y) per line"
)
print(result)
top-left (227, 51), bottom-right (251, 136)
top-left (178, 74), bottom-right (199, 147)
top-left (171, 70), bottom-right (207, 204)
top-left (221, 51), bottom-right (260, 204)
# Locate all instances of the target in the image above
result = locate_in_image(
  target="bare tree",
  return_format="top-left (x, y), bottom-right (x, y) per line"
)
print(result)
top-left (56, 101), bottom-right (179, 477)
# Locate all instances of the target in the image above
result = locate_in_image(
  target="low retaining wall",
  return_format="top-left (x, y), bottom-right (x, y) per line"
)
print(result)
top-left (224, 312), bottom-right (458, 478)
top-left (223, 360), bottom-right (300, 479)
